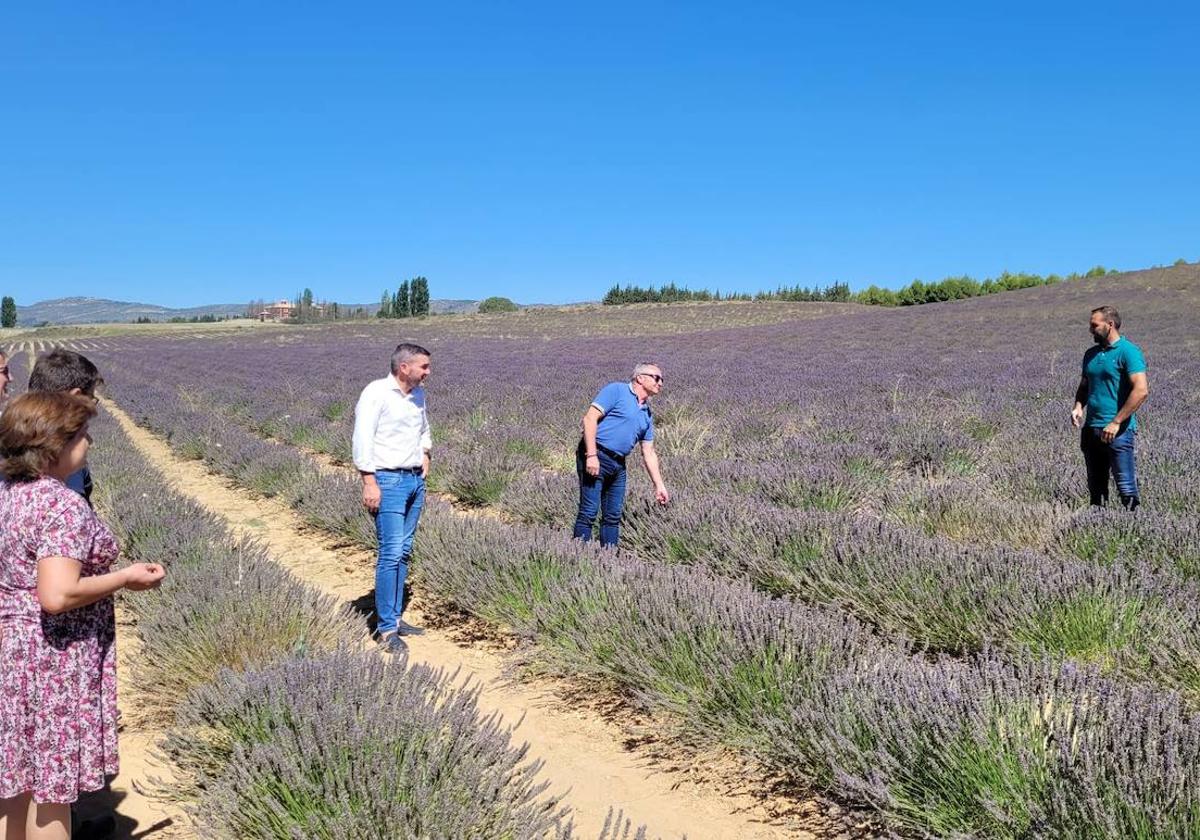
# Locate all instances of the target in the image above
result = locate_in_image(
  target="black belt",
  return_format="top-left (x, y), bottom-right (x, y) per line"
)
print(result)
top-left (579, 439), bottom-right (626, 463)
top-left (377, 466), bottom-right (423, 474)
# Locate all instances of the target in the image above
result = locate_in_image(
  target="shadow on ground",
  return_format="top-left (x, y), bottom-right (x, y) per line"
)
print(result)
top-left (349, 583), bottom-right (413, 636)
top-left (75, 784), bottom-right (173, 840)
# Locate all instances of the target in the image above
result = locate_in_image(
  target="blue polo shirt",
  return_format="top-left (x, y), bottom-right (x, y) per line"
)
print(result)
top-left (65, 466), bottom-right (93, 505)
top-left (592, 382), bottom-right (654, 457)
top-left (1083, 337), bottom-right (1146, 432)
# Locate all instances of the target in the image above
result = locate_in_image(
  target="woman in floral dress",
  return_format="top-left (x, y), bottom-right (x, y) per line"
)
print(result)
top-left (0, 392), bottom-right (165, 840)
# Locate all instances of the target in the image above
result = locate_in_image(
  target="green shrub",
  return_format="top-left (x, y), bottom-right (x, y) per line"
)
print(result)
top-left (478, 296), bottom-right (520, 313)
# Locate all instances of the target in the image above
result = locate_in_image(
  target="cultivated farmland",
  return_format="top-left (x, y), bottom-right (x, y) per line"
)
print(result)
top-left (11, 262), bottom-right (1200, 838)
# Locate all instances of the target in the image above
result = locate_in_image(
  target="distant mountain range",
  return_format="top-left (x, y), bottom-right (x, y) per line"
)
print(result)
top-left (13, 296), bottom-right (482, 325)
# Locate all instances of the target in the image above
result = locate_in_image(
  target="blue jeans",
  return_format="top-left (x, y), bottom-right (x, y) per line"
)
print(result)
top-left (573, 442), bottom-right (627, 548)
top-left (374, 470), bottom-right (426, 634)
top-left (1081, 426), bottom-right (1139, 509)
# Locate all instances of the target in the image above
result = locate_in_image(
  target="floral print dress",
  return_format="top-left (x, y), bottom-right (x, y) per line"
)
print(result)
top-left (0, 476), bottom-right (119, 803)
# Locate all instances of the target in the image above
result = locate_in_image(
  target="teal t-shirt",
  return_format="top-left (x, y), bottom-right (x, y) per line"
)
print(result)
top-left (1082, 337), bottom-right (1146, 431)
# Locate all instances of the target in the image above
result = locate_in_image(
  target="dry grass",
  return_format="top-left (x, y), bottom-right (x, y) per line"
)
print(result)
top-left (25, 299), bottom-right (865, 342)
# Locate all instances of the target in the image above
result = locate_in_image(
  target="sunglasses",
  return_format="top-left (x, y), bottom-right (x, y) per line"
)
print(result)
top-left (639, 372), bottom-right (663, 384)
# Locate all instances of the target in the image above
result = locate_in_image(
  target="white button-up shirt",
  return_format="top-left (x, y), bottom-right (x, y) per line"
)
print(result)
top-left (352, 375), bottom-right (433, 473)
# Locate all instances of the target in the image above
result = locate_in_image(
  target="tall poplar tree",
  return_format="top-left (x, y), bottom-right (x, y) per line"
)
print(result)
top-left (410, 276), bottom-right (430, 316)
top-left (396, 280), bottom-right (411, 318)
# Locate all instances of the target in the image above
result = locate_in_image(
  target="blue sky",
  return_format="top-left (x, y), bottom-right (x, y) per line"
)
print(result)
top-left (2, 2), bottom-right (1197, 307)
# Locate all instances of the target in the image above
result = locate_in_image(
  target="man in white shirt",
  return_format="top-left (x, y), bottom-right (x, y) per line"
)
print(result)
top-left (352, 343), bottom-right (433, 653)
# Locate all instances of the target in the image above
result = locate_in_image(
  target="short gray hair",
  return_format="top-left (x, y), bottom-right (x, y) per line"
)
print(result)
top-left (390, 342), bottom-right (431, 373)
top-left (632, 362), bottom-right (661, 380)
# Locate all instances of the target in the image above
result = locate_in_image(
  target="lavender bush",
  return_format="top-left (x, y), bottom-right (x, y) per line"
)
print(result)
top-left (414, 508), bottom-right (1200, 838)
top-left (165, 651), bottom-right (577, 840)
top-left (89, 414), bottom-right (361, 719)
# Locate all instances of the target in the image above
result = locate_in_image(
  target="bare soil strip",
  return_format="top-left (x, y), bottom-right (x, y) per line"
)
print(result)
top-left (74, 606), bottom-right (188, 839)
top-left (103, 399), bottom-right (814, 840)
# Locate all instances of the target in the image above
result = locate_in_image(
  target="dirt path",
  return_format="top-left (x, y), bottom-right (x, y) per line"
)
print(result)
top-left (102, 398), bottom-right (814, 840)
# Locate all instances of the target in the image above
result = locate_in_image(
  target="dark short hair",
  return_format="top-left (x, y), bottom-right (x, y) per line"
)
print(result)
top-left (1091, 306), bottom-right (1121, 330)
top-left (28, 350), bottom-right (104, 395)
top-left (390, 343), bottom-right (431, 374)
top-left (0, 391), bottom-right (97, 482)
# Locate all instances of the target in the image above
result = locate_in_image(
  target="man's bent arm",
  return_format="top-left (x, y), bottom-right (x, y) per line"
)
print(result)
top-left (1111, 372), bottom-right (1149, 426)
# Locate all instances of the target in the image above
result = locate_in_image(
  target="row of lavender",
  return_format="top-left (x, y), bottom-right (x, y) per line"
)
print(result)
top-left (90, 266), bottom-right (1200, 517)
top-left (84, 411), bottom-right (643, 839)
top-left (81, 267), bottom-right (1200, 701)
top-left (85, 328), bottom-right (1200, 837)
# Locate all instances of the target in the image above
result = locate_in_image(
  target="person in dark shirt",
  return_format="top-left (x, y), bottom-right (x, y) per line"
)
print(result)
top-left (28, 350), bottom-right (104, 505)
top-left (1071, 305), bottom-right (1149, 510)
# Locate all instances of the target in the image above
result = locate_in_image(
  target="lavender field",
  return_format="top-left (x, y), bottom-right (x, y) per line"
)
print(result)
top-left (33, 262), bottom-right (1200, 837)
top-left (81, 407), bottom-right (645, 838)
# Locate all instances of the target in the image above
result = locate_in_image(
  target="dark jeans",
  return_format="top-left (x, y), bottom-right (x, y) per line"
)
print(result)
top-left (1081, 426), bottom-right (1139, 510)
top-left (573, 441), bottom-right (628, 548)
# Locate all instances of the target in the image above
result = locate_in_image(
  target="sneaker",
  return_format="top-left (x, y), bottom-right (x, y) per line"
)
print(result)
top-left (376, 631), bottom-right (408, 654)
top-left (396, 619), bottom-right (426, 637)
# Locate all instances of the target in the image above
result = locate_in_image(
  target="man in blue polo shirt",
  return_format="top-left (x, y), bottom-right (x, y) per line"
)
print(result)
top-left (573, 363), bottom-right (670, 547)
top-left (1071, 305), bottom-right (1149, 510)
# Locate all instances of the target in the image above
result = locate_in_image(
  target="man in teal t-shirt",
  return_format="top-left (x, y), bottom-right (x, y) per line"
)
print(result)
top-left (1071, 305), bottom-right (1149, 510)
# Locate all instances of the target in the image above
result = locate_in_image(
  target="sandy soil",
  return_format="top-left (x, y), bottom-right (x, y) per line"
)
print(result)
top-left (73, 607), bottom-right (188, 839)
top-left (100, 398), bottom-right (841, 839)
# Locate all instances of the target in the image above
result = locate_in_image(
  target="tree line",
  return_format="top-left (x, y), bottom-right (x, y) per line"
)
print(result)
top-left (602, 283), bottom-right (755, 305)
top-left (603, 265), bottom-right (1127, 308)
top-left (378, 277), bottom-right (431, 319)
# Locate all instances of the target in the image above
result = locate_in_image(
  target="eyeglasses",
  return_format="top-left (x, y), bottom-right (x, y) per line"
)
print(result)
top-left (638, 372), bottom-right (663, 384)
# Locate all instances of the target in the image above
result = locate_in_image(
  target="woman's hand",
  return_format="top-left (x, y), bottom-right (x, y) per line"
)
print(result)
top-left (39, 557), bottom-right (165, 613)
top-left (123, 563), bottom-right (166, 591)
